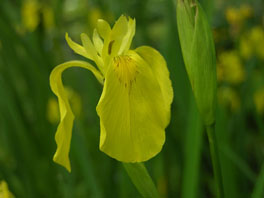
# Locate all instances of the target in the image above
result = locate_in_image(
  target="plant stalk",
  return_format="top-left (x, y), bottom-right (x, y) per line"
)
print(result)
top-left (123, 163), bottom-right (159, 198)
top-left (206, 124), bottom-right (224, 198)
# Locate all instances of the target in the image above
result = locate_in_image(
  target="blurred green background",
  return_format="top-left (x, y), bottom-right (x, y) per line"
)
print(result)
top-left (0, 0), bottom-right (264, 197)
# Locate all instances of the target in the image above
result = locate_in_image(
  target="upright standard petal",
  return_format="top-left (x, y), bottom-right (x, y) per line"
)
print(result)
top-left (50, 60), bottom-right (103, 172)
top-left (93, 29), bottom-right (104, 56)
top-left (97, 19), bottom-right (111, 39)
top-left (118, 17), bottom-right (136, 55)
top-left (96, 50), bottom-right (170, 162)
top-left (135, 46), bottom-right (173, 125)
top-left (110, 15), bottom-right (129, 56)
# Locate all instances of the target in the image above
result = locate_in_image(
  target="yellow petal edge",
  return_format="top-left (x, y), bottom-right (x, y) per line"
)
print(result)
top-left (135, 46), bottom-right (173, 125)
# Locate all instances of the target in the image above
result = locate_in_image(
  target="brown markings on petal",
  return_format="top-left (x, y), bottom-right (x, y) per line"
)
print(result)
top-left (113, 55), bottom-right (139, 90)
top-left (108, 40), bottom-right (115, 55)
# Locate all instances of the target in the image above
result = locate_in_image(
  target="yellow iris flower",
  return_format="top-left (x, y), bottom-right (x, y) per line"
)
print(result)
top-left (50, 15), bottom-right (173, 172)
top-left (0, 181), bottom-right (14, 198)
top-left (218, 87), bottom-right (240, 112)
top-left (217, 50), bottom-right (245, 85)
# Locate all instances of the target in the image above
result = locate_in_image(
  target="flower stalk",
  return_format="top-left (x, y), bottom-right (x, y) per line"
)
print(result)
top-left (123, 163), bottom-right (159, 198)
top-left (177, 0), bottom-right (224, 197)
top-left (206, 124), bottom-right (224, 198)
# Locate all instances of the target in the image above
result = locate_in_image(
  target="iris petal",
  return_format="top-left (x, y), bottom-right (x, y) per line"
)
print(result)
top-left (97, 19), bottom-right (111, 39)
top-left (118, 17), bottom-right (136, 55)
top-left (81, 33), bottom-right (104, 73)
top-left (111, 15), bottom-right (128, 39)
top-left (93, 29), bottom-right (104, 56)
top-left (97, 19), bottom-right (112, 64)
top-left (96, 16), bottom-right (136, 67)
top-left (65, 33), bottom-right (93, 60)
top-left (96, 50), bottom-right (170, 162)
top-left (110, 15), bottom-right (129, 56)
top-left (50, 60), bottom-right (103, 172)
top-left (135, 46), bottom-right (173, 125)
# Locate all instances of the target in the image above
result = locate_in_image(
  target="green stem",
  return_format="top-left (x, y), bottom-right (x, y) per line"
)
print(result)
top-left (123, 163), bottom-right (159, 198)
top-left (206, 124), bottom-right (225, 198)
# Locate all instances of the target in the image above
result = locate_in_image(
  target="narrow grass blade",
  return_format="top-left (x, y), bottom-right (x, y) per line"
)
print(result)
top-left (221, 146), bottom-right (256, 183)
top-left (71, 122), bottom-right (103, 198)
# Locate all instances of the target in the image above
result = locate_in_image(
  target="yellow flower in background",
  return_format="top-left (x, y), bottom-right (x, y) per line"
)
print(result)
top-left (88, 7), bottom-right (114, 31)
top-left (47, 87), bottom-right (82, 124)
top-left (225, 4), bottom-right (253, 26)
top-left (88, 7), bottom-right (103, 29)
top-left (50, 15), bottom-right (173, 171)
top-left (218, 87), bottom-right (240, 112)
top-left (21, 0), bottom-right (40, 32)
top-left (240, 4), bottom-right (253, 19)
top-left (42, 5), bottom-right (55, 31)
top-left (217, 51), bottom-right (245, 84)
top-left (225, 7), bottom-right (242, 26)
top-left (239, 36), bottom-right (253, 60)
top-left (0, 181), bottom-right (14, 198)
top-left (249, 26), bottom-right (264, 59)
top-left (254, 88), bottom-right (264, 114)
top-left (250, 27), bottom-right (263, 43)
top-left (240, 26), bottom-right (264, 60)
top-left (47, 97), bottom-right (60, 124)
top-left (225, 4), bottom-right (253, 36)
top-left (88, 7), bottom-right (103, 28)
top-left (21, 0), bottom-right (54, 32)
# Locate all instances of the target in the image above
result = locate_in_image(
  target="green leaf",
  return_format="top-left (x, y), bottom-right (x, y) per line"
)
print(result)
top-left (177, 0), bottom-right (217, 126)
top-left (182, 94), bottom-right (203, 198)
top-left (252, 164), bottom-right (264, 198)
top-left (123, 163), bottom-right (159, 198)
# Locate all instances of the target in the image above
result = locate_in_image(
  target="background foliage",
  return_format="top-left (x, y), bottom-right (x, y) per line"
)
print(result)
top-left (0, 0), bottom-right (264, 197)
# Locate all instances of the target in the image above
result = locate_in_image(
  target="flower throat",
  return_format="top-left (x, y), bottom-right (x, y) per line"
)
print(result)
top-left (113, 55), bottom-right (138, 88)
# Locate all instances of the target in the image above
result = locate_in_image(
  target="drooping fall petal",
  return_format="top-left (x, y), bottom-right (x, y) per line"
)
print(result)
top-left (50, 60), bottom-right (103, 171)
top-left (96, 50), bottom-right (171, 162)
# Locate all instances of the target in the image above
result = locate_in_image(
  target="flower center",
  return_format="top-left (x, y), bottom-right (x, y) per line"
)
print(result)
top-left (113, 55), bottom-right (138, 87)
